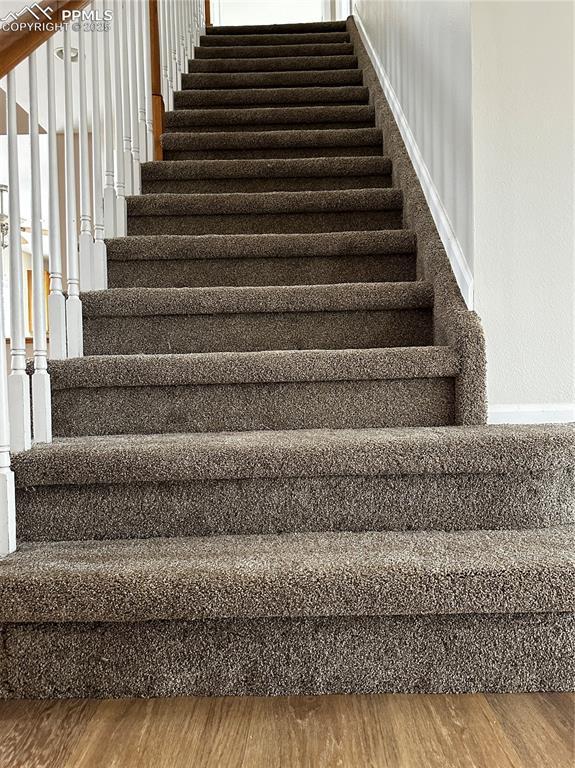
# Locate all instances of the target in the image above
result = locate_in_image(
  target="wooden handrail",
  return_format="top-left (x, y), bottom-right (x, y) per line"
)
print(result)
top-left (148, 0), bottom-right (165, 161)
top-left (0, 0), bottom-right (91, 79)
top-left (205, 0), bottom-right (211, 27)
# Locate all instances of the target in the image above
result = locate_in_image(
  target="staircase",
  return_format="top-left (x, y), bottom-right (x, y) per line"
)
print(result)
top-left (1, 18), bottom-right (573, 698)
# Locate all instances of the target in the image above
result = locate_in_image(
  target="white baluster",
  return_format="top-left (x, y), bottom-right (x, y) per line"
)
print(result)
top-left (161, 0), bottom-right (173, 109)
top-left (46, 38), bottom-right (67, 359)
top-left (6, 69), bottom-right (32, 452)
top-left (119, 1), bottom-right (134, 195)
top-left (142, 0), bottom-right (155, 160)
top-left (136, 1), bottom-right (149, 163)
top-left (170, 1), bottom-right (181, 92)
top-left (112, 0), bottom-right (127, 235)
top-left (78, 26), bottom-right (94, 292)
top-left (102, 0), bottom-right (117, 238)
top-left (0, 244), bottom-right (16, 556)
top-left (178, 1), bottom-right (186, 76)
top-left (128, 7), bottom-right (141, 194)
top-left (91, 24), bottom-right (108, 289)
top-left (28, 51), bottom-right (52, 444)
top-left (63, 26), bottom-right (84, 357)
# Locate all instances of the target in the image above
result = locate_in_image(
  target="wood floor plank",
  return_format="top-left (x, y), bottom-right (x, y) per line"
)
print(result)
top-left (0, 694), bottom-right (572, 768)
top-left (485, 693), bottom-right (575, 768)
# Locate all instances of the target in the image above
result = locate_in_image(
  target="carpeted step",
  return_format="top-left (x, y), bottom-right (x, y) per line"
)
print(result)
top-left (163, 105), bottom-right (376, 133)
top-left (206, 21), bottom-right (348, 35)
top-left (1, 527), bottom-right (573, 622)
top-left (181, 69), bottom-right (363, 90)
top-left (162, 127), bottom-right (383, 160)
top-left (81, 282), bottom-right (434, 356)
top-left (194, 43), bottom-right (355, 59)
top-left (140, 156), bottom-right (391, 193)
top-left (13, 425), bottom-right (575, 542)
top-left (106, 231), bottom-right (417, 288)
top-left (173, 85), bottom-right (369, 109)
top-left (199, 32), bottom-right (351, 47)
top-left (187, 55), bottom-right (359, 73)
top-left (47, 347), bottom-right (460, 436)
top-left (126, 189), bottom-right (402, 236)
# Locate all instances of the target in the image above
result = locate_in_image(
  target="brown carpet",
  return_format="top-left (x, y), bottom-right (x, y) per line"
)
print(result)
top-left (1, 17), bottom-right (573, 698)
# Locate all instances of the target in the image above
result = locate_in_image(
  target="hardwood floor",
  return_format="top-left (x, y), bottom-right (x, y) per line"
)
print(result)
top-left (0, 694), bottom-right (572, 768)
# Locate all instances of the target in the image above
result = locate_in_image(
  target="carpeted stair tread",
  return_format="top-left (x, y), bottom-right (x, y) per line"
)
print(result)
top-left (1, 527), bottom-right (573, 623)
top-left (105, 231), bottom-right (416, 261)
top-left (161, 127), bottom-right (383, 160)
top-left (173, 86), bottom-right (369, 109)
top-left (163, 105), bottom-right (376, 131)
top-left (105, 231), bottom-right (417, 287)
top-left (199, 33), bottom-right (351, 47)
top-left (127, 188), bottom-right (402, 216)
top-left (81, 282), bottom-right (434, 355)
top-left (48, 347), bottom-right (459, 390)
top-left (14, 425), bottom-right (575, 487)
top-left (206, 22), bottom-right (348, 35)
top-left (141, 157), bottom-right (391, 181)
top-left (187, 55), bottom-right (359, 73)
top-left (194, 43), bottom-right (355, 60)
top-left (82, 282), bottom-right (433, 317)
top-left (181, 69), bottom-right (363, 89)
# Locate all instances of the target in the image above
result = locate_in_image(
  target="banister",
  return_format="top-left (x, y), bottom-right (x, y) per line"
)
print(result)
top-left (149, 0), bottom-right (165, 160)
top-left (205, 0), bottom-right (211, 27)
top-left (0, 0), bottom-right (91, 79)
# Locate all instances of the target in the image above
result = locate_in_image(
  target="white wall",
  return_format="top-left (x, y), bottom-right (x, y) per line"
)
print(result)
top-left (355, 0), bottom-right (574, 421)
top-left (212, 0), bottom-right (324, 26)
top-left (354, 0), bottom-right (474, 288)
top-left (472, 1), bottom-right (574, 420)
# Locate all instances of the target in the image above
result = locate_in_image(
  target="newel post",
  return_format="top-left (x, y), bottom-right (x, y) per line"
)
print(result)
top-left (149, 0), bottom-right (165, 161)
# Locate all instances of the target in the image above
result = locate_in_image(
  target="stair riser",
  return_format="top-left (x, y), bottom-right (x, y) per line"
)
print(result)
top-left (3, 614), bottom-right (572, 698)
top-left (173, 87), bottom-right (369, 108)
top-left (51, 378), bottom-right (456, 437)
top-left (141, 175), bottom-right (392, 194)
top-left (198, 33), bottom-right (351, 46)
top-left (17, 469), bottom-right (575, 542)
top-left (107, 254), bottom-right (417, 288)
top-left (82, 309), bottom-right (433, 356)
top-left (163, 122), bottom-right (377, 133)
top-left (194, 44), bottom-right (355, 59)
top-left (181, 70), bottom-right (363, 89)
top-left (127, 210), bottom-right (403, 236)
top-left (163, 146), bottom-right (383, 160)
top-left (187, 56), bottom-right (359, 73)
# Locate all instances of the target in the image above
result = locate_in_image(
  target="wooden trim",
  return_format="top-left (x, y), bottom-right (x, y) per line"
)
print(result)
top-left (0, 0), bottom-right (91, 80)
top-left (205, 0), bottom-right (211, 27)
top-left (148, 0), bottom-right (165, 161)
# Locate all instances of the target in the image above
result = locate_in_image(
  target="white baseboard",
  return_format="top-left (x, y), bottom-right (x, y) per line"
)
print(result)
top-left (353, 9), bottom-right (474, 309)
top-left (488, 404), bottom-right (575, 425)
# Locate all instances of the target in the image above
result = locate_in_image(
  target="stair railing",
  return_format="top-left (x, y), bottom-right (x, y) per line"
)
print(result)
top-left (0, 0), bottom-right (206, 555)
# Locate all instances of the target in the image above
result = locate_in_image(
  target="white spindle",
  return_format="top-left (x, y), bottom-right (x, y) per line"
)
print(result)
top-left (91, 25), bottom-right (108, 289)
top-left (161, 0), bottom-right (173, 109)
top-left (170, 0), bottom-right (181, 92)
top-left (102, 0), bottom-right (117, 238)
top-left (0, 244), bottom-right (16, 556)
top-left (78, 26), bottom-right (94, 292)
top-left (63, 26), bottom-right (84, 357)
top-left (136, 1), bottom-right (149, 163)
top-left (112, 0), bottom-right (127, 235)
top-left (28, 51), bottom-right (52, 444)
top-left (178, 1), bottom-right (186, 76)
top-left (119, 1), bottom-right (134, 195)
top-left (128, 8), bottom-right (142, 194)
top-left (142, 0), bottom-right (155, 160)
top-left (6, 70), bottom-right (32, 452)
top-left (46, 38), bottom-right (67, 359)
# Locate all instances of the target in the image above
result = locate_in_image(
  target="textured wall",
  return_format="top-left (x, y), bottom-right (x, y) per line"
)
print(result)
top-left (354, 0), bottom-right (474, 268)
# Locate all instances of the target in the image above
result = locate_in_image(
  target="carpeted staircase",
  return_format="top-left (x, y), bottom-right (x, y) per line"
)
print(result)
top-left (1, 18), bottom-right (573, 698)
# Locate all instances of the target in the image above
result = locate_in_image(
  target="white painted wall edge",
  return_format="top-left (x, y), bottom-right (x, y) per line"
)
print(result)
top-left (353, 7), bottom-right (474, 309)
top-left (488, 404), bottom-right (575, 425)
